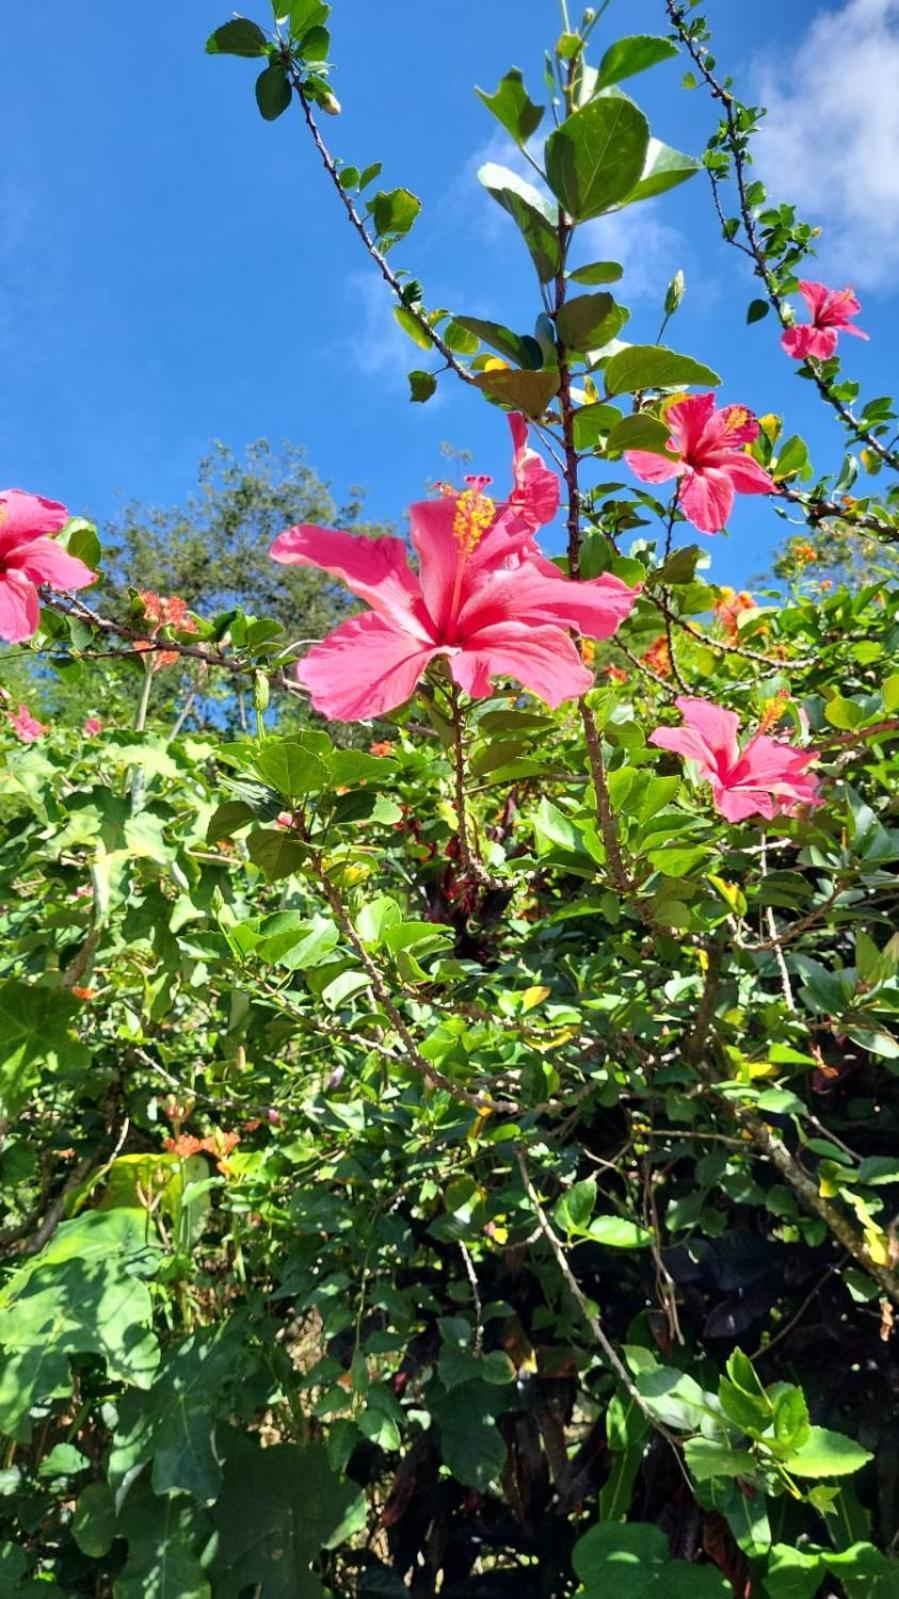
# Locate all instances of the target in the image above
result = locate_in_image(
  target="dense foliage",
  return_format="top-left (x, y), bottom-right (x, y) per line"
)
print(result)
top-left (2, 3), bottom-right (899, 1596)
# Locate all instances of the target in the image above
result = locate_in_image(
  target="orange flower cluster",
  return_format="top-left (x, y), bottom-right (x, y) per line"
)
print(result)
top-left (792, 542), bottom-right (818, 567)
top-left (369, 739), bottom-right (395, 757)
top-left (758, 687), bottom-right (791, 735)
top-left (604, 663), bottom-right (628, 684)
top-left (135, 590), bottom-right (198, 667)
top-left (714, 586), bottom-right (756, 637)
top-left (164, 1127), bottom-right (240, 1172)
top-left (641, 637), bottom-right (672, 678)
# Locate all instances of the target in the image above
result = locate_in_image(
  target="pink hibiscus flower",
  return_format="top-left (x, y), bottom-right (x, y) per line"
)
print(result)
top-left (624, 393), bottom-right (776, 535)
top-left (781, 282), bottom-right (868, 362)
top-left (7, 703), bottom-right (48, 744)
top-left (270, 417), bottom-right (639, 721)
top-left (650, 696), bottom-right (821, 823)
top-left (0, 490), bottom-right (95, 644)
top-left (83, 717), bottom-right (103, 736)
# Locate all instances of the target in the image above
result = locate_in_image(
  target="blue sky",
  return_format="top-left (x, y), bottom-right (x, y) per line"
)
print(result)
top-left (2, 0), bottom-right (897, 591)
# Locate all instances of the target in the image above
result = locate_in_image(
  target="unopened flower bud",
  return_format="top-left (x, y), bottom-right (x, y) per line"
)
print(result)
top-left (252, 670), bottom-right (270, 714)
top-left (664, 269), bottom-right (686, 316)
top-left (321, 90), bottom-right (341, 115)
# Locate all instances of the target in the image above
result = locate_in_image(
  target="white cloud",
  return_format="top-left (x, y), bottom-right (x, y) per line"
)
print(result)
top-left (579, 209), bottom-right (689, 303)
top-left (755, 0), bottom-right (899, 291)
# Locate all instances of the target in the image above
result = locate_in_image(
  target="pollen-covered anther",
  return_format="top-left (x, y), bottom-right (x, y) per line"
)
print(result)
top-left (452, 485), bottom-right (496, 555)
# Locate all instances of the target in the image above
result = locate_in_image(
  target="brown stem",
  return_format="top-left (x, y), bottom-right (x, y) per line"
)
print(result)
top-left (685, 942), bottom-right (899, 1304)
top-left (650, 590), bottom-right (815, 670)
top-left (288, 70), bottom-right (473, 387)
top-left (449, 682), bottom-right (498, 889)
top-left (303, 837), bottom-right (521, 1115)
top-left (516, 1149), bottom-right (688, 1467)
top-left (579, 703), bottom-right (631, 895)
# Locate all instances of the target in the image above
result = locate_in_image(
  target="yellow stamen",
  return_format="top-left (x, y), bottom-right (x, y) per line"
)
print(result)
top-left (452, 488), bottom-right (495, 556)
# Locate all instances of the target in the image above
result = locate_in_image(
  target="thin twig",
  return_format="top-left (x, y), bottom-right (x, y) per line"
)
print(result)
top-left (666, 0), bottom-right (899, 474)
top-left (516, 1148), bottom-right (688, 1470)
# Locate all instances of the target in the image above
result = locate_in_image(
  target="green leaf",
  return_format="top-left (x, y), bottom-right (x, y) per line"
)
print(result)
top-left (604, 344), bottom-right (721, 395)
top-left (625, 138), bottom-right (700, 204)
top-left (60, 517), bottom-right (102, 570)
top-left (478, 162), bottom-right (560, 282)
top-left (556, 292), bottom-right (629, 352)
top-left (110, 1323), bottom-right (253, 1502)
top-left (0, 981), bottom-right (91, 1119)
top-left (572, 403), bottom-right (622, 450)
top-left (393, 305), bottom-right (432, 351)
top-left (773, 1386), bottom-right (811, 1454)
top-left (476, 68), bottom-right (544, 144)
top-left (473, 368), bottom-right (560, 418)
top-left (114, 1482), bottom-right (212, 1599)
top-left (253, 733), bottom-right (332, 797)
top-left (569, 259), bottom-right (624, 285)
top-left (784, 1425), bottom-right (874, 1478)
top-left (206, 19), bottom-right (269, 56)
top-left (587, 1215), bottom-right (653, 1248)
top-left (545, 95), bottom-right (650, 221)
top-left (606, 412), bottom-right (674, 456)
top-left (255, 62), bottom-right (292, 120)
top-left (211, 1433), bottom-right (366, 1597)
top-left (246, 828), bottom-right (308, 881)
top-left (280, 0), bottom-right (330, 37)
top-left (409, 369), bottom-right (437, 403)
top-left (761, 1544), bottom-right (823, 1599)
top-left (0, 1210), bottom-right (160, 1433)
top-left (368, 187), bottom-right (421, 245)
top-left (554, 1178), bottom-right (596, 1235)
top-left (430, 1381), bottom-right (507, 1490)
top-left (597, 35), bottom-right (679, 88)
top-left (298, 23), bottom-right (329, 60)
top-left (684, 1438), bottom-right (759, 1481)
top-left (454, 316), bottom-right (544, 370)
top-left (73, 1481), bottom-right (117, 1558)
top-left (748, 298), bottom-right (771, 324)
top-left (574, 1522), bottom-right (729, 1598)
top-left (206, 799), bottom-right (255, 843)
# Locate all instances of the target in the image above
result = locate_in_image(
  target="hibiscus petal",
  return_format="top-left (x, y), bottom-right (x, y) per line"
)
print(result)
top-left (718, 405), bottom-right (760, 448)
top-left (451, 621), bottom-right (592, 708)
top-left (797, 281), bottom-right (830, 320)
top-left (678, 466), bottom-right (735, 533)
top-left (0, 571), bottom-right (40, 643)
top-left (270, 524), bottom-right (431, 638)
top-left (624, 448), bottom-right (682, 485)
top-left (7, 537), bottom-right (95, 591)
top-left (717, 454), bottom-right (776, 496)
top-left (408, 497), bottom-right (464, 636)
top-left (508, 413), bottom-right (560, 530)
top-left (649, 724), bottom-right (720, 777)
top-left (295, 612), bottom-right (440, 721)
top-left (651, 696), bottom-right (741, 776)
top-left (663, 392), bottom-right (718, 455)
top-left (781, 324), bottom-right (837, 361)
top-left (0, 490), bottom-right (69, 557)
top-left (457, 558), bottom-right (639, 641)
top-left (713, 782), bottom-right (777, 823)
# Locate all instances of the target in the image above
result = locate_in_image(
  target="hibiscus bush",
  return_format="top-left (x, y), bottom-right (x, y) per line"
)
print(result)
top-left (3, 4), bottom-right (899, 1597)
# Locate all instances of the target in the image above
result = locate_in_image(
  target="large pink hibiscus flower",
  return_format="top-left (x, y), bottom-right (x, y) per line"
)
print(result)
top-left (270, 418), bottom-right (639, 721)
top-left (624, 392), bottom-right (776, 535)
top-left (781, 282), bottom-right (868, 362)
top-left (0, 490), bottom-right (95, 643)
top-left (650, 696), bottom-right (821, 823)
